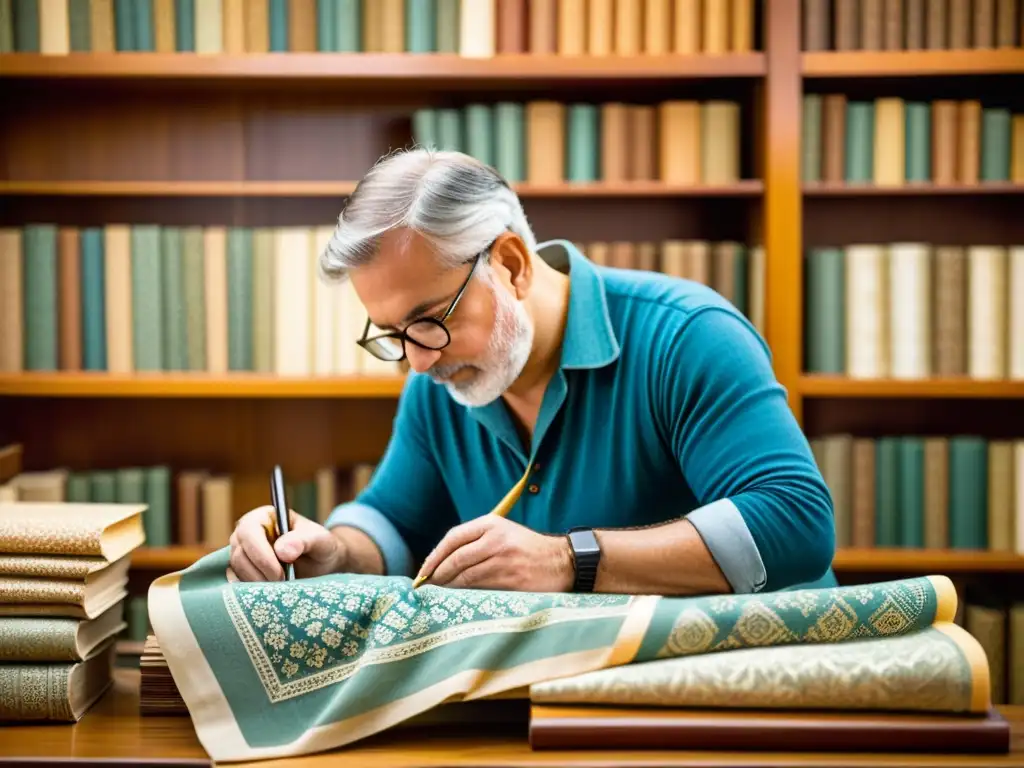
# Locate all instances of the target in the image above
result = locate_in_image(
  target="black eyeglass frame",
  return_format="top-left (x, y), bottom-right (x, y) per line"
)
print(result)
top-left (356, 251), bottom-right (484, 362)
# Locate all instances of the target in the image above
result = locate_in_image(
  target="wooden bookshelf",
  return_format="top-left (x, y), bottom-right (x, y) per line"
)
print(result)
top-left (0, 180), bottom-right (765, 198)
top-left (128, 545), bottom-right (1024, 575)
top-left (0, 373), bottom-right (408, 398)
top-left (803, 182), bottom-right (1024, 196)
top-left (0, 52), bottom-right (768, 82)
top-left (802, 49), bottom-right (1024, 77)
top-left (800, 376), bottom-right (1024, 399)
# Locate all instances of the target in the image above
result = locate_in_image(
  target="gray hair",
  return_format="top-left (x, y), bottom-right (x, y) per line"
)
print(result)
top-left (319, 149), bottom-right (538, 283)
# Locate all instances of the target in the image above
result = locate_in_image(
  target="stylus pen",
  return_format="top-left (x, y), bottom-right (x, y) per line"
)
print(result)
top-left (270, 465), bottom-right (296, 581)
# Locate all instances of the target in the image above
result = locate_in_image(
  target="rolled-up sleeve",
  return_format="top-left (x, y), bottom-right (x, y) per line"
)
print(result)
top-left (656, 307), bottom-right (836, 593)
top-left (326, 375), bottom-right (458, 577)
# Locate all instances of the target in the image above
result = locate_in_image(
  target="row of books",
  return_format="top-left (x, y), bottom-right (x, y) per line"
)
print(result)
top-left (0, 494), bottom-right (145, 721)
top-left (1, 0), bottom-right (756, 57)
top-left (956, 587), bottom-right (1023, 706)
top-left (0, 223), bottom-right (403, 377)
top-left (412, 100), bottom-right (743, 186)
top-left (576, 239), bottom-right (765, 333)
top-left (804, 243), bottom-right (1024, 380)
top-left (802, 0), bottom-right (1023, 52)
top-left (802, 95), bottom-right (1024, 186)
top-left (810, 434), bottom-right (1024, 552)
top-left (1, 461), bottom-right (377, 548)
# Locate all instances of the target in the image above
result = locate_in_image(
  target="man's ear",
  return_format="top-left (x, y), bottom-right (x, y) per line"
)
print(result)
top-left (489, 232), bottom-right (532, 299)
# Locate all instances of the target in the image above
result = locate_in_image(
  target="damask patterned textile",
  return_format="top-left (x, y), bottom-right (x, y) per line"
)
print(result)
top-left (149, 547), bottom-right (958, 763)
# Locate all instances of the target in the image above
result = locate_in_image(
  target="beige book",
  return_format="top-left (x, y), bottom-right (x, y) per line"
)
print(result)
top-left (154, 0), bottom-right (176, 51)
top-left (614, 0), bottom-right (642, 53)
top-left (702, 0), bottom-right (729, 53)
top-left (0, 502), bottom-right (145, 561)
top-left (588, 242), bottom-right (610, 266)
top-left (1016, 442), bottom-right (1024, 554)
top-left (0, 639), bottom-right (117, 722)
top-left (528, 0), bottom-right (557, 53)
top-left (845, 244), bottom-right (888, 379)
top-left (658, 101), bottom-right (701, 184)
top-left (1009, 246), bottom-right (1024, 380)
top-left (381, 0), bottom-right (405, 52)
top-left (558, 0), bottom-right (587, 54)
top-left (89, 0), bottom-right (116, 51)
top-left (587, 0), bottom-right (613, 54)
top-left (644, 0), bottom-right (671, 53)
top-left (104, 225), bottom-right (133, 374)
top-left (288, 0), bottom-right (316, 50)
top-left (0, 556), bottom-right (130, 620)
top-left (887, 243), bottom-right (931, 378)
top-left (12, 469), bottom-right (68, 502)
top-left (332, 279), bottom-right (362, 375)
top-left (1011, 604), bottom-right (1024, 704)
top-left (316, 467), bottom-right (337, 525)
top-left (252, 228), bottom-right (275, 373)
top-left (729, 0), bottom-right (752, 51)
top-left (0, 229), bottom-right (22, 373)
top-left (39, 0), bottom-right (69, 54)
top-left (363, 0), bottom-right (383, 50)
top-left (957, 100), bottom-right (981, 184)
top-left (0, 602), bottom-right (126, 663)
top-left (923, 437), bottom-right (949, 548)
top-left (673, 0), bottom-right (701, 53)
top-left (312, 227), bottom-right (335, 377)
top-left (966, 246), bottom-right (1007, 379)
top-left (0, 484), bottom-right (16, 503)
top-left (222, 0), bottom-right (246, 51)
top-left (460, 0), bottom-right (496, 57)
top-left (244, 0), bottom-right (270, 51)
top-left (988, 441), bottom-right (1015, 552)
top-left (526, 102), bottom-right (566, 185)
top-left (204, 227), bottom-right (228, 374)
top-left (701, 101), bottom-right (740, 184)
top-left (195, 0), bottom-right (224, 53)
top-left (874, 98), bottom-right (906, 186)
top-left (274, 228), bottom-right (313, 376)
top-left (601, 103), bottom-right (629, 183)
top-left (685, 241), bottom-right (711, 284)
top-left (660, 240), bottom-right (686, 278)
top-left (201, 476), bottom-right (234, 548)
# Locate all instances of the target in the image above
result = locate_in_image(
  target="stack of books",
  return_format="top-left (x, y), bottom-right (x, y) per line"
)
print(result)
top-left (140, 635), bottom-right (187, 716)
top-left (0, 488), bottom-right (146, 722)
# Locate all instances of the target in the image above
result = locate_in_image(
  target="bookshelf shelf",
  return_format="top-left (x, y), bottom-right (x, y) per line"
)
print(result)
top-left (800, 376), bottom-right (1024, 399)
top-left (0, 180), bottom-right (765, 198)
top-left (802, 49), bottom-right (1024, 77)
top-left (0, 373), bottom-right (408, 398)
top-left (831, 548), bottom-right (1024, 574)
top-left (0, 52), bottom-right (768, 82)
top-left (803, 182), bottom-right (1024, 196)
top-left (127, 546), bottom-right (1024, 574)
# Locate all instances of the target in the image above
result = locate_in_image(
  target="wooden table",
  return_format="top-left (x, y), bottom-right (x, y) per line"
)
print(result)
top-left (0, 670), bottom-right (1022, 767)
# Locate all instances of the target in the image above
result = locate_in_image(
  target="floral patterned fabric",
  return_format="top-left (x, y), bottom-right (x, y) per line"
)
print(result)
top-left (149, 546), bottom-right (961, 763)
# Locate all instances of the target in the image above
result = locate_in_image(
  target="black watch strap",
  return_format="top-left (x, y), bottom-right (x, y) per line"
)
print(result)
top-left (567, 528), bottom-right (601, 592)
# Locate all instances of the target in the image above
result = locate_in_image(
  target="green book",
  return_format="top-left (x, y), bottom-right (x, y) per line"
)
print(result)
top-left (144, 466), bottom-right (171, 547)
top-left (434, 0), bottom-right (458, 52)
top-left (13, 0), bottom-right (38, 51)
top-left (129, 596), bottom-right (149, 641)
top-left (493, 102), bottom-right (525, 183)
top-left (845, 101), bottom-right (874, 183)
top-left (874, 437), bottom-right (900, 547)
top-left (464, 104), bottom-right (494, 167)
top-left (161, 228), bottom-right (187, 371)
top-left (801, 94), bottom-right (822, 182)
top-left (90, 472), bottom-right (117, 503)
top-left (174, 0), bottom-right (194, 50)
top-left (804, 248), bottom-right (845, 374)
top-left (80, 228), bottom-right (107, 371)
top-left (335, 0), bottom-right (360, 51)
top-left (268, 0), bottom-right (288, 51)
top-left (317, 0), bottom-right (336, 50)
top-left (0, 0), bottom-right (14, 52)
top-left (897, 437), bottom-right (924, 547)
top-left (405, 0), bottom-right (435, 52)
top-left (115, 468), bottom-right (146, 504)
top-left (412, 109), bottom-right (438, 150)
top-left (130, 225), bottom-right (164, 371)
top-left (981, 108), bottom-right (1011, 182)
top-left (566, 104), bottom-right (599, 183)
top-left (436, 108), bottom-right (463, 152)
top-left (904, 102), bottom-right (930, 182)
top-left (66, 473), bottom-right (92, 502)
top-left (948, 437), bottom-right (988, 548)
top-left (134, 0), bottom-right (153, 50)
top-left (114, 0), bottom-right (134, 50)
top-left (22, 223), bottom-right (58, 371)
top-left (182, 227), bottom-right (206, 371)
top-left (227, 227), bottom-right (254, 371)
top-left (294, 481), bottom-right (318, 519)
top-left (68, 0), bottom-right (91, 50)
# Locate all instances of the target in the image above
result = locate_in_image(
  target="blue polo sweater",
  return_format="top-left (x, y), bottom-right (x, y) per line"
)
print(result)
top-left (327, 240), bottom-right (837, 594)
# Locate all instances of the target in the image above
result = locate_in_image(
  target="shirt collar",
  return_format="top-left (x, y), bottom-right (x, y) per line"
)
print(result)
top-left (536, 239), bottom-right (621, 370)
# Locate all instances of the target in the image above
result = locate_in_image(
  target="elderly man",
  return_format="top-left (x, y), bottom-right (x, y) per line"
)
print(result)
top-left (229, 148), bottom-right (837, 596)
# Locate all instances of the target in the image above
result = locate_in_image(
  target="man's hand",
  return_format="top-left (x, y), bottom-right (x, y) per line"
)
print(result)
top-left (229, 505), bottom-right (347, 581)
top-left (415, 515), bottom-right (575, 592)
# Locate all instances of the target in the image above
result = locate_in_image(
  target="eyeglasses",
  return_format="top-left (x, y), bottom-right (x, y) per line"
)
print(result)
top-left (357, 253), bottom-right (482, 362)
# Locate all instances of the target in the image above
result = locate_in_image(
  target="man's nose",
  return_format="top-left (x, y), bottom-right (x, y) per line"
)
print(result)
top-left (405, 345), bottom-right (442, 374)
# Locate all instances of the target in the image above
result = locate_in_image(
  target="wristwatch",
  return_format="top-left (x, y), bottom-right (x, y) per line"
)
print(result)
top-left (566, 528), bottom-right (601, 592)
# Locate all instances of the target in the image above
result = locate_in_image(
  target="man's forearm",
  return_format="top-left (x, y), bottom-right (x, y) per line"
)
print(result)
top-left (590, 518), bottom-right (732, 595)
top-left (330, 525), bottom-right (386, 576)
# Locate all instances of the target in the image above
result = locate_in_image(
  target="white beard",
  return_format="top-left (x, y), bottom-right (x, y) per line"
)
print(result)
top-left (430, 269), bottom-right (534, 408)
